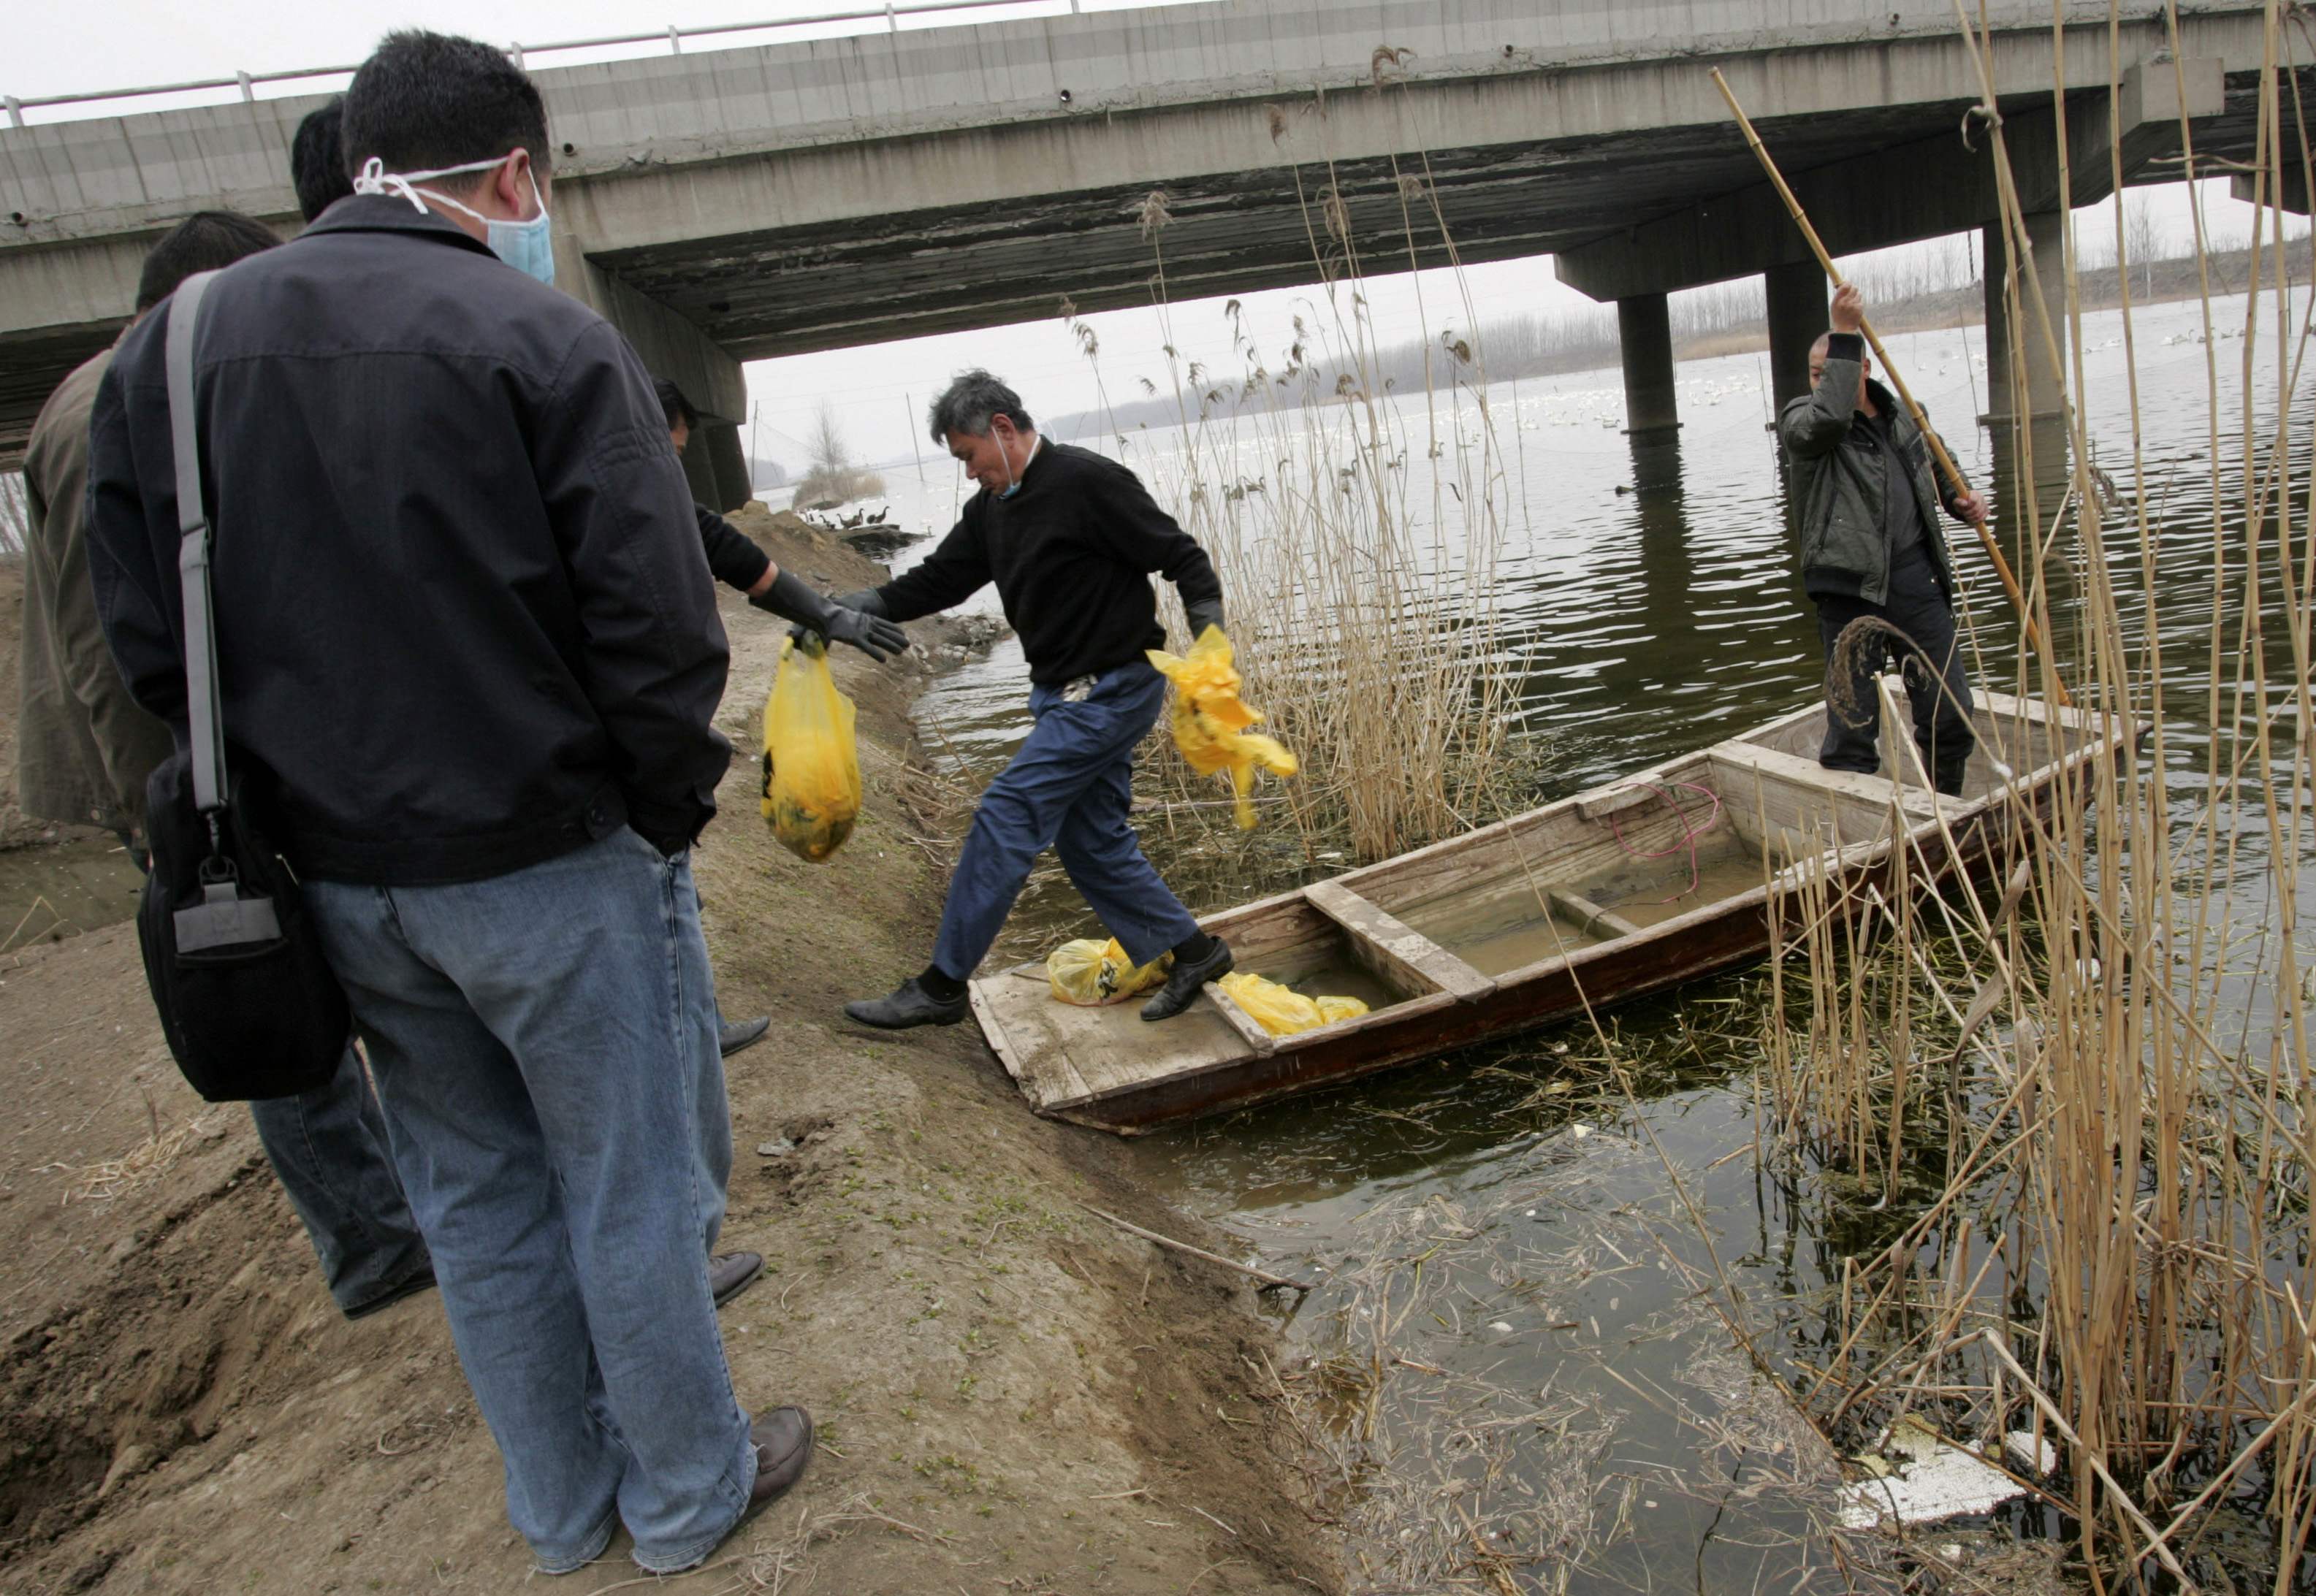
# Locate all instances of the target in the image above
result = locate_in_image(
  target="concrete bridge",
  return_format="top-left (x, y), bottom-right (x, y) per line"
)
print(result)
top-left (0, 0), bottom-right (2282, 498)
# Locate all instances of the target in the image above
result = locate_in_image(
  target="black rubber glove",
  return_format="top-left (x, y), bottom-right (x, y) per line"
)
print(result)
top-left (1184, 598), bottom-right (1225, 638)
top-left (753, 571), bottom-right (910, 662)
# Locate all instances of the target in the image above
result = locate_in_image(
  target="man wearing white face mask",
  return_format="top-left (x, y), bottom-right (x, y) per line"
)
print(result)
top-left (86, 29), bottom-right (807, 1579)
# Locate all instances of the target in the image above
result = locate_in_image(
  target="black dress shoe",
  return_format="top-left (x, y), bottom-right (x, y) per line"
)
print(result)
top-left (719, 1015), bottom-right (771, 1056)
top-left (710, 1251), bottom-right (763, 1309)
top-left (1141, 938), bottom-right (1233, 1021)
top-left (844, 977), bottom-right (968, 1030)
top-left (747, 1406), bottom-right (813, 1508)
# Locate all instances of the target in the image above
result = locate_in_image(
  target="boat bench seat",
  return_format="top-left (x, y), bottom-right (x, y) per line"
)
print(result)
top-left (1303, 879), bottom-right (1496, 1003)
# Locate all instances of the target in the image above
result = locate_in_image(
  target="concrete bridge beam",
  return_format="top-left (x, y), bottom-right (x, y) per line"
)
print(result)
top-left (1762, 259), bottom-right (1828, 413)
top-left (2231, 167), bottom-right (2311, 215)
top-left (1618, 294), bottom-right (1680, 438)
top-left (1554, 58), bottom-right (2225, 304)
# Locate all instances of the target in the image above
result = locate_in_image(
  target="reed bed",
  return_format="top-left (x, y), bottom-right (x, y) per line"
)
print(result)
top-left (1740, 4), bottom-right (2316, 1587)
top-left (1073, 139), bottom-right (1523, 866)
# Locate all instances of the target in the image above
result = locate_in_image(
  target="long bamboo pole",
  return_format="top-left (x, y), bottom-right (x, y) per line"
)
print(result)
top-left (1710, 66), bottom-right (2071, 706)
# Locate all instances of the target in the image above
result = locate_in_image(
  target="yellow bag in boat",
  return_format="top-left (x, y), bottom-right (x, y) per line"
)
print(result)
top-left (761, 634), bottom-right (862, 863)
top-left (1145, 626), bottom-right (1298, 830)
top-left (1216, 971), bottom-right (1369, 1037)
top-left (1045, 937), bottom-right (1172, 1006)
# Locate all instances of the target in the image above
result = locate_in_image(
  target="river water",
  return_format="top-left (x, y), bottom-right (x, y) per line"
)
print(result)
top-left (869, 286), bottom-right (2316, 1589)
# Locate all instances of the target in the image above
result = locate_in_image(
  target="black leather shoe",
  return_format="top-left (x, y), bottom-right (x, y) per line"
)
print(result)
top-left (845, 978), bottom-right (968, 1030)
top-left (746, 1406), bottom-right (812, 1508)
top-left (1140, 938), bottom-right (1233, 1022)
top-left (711, 1251), bottom-right (763, 1310)
top-left (719, 1015), bottom-right (771, 1056)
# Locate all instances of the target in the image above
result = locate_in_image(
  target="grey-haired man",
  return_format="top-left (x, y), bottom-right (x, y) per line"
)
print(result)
top-left (837, 370), bottom-right (1233, 1028)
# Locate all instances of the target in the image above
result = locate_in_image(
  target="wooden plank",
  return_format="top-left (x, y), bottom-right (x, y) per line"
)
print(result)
top-left (1202, 983), bottom-right (1277, 1056)
top-left (1709, 738), bottom-right (1944, 820)
top-left (1977, 687), bottom-right (2065, 730)
top-left (1303, 879), bottom-right (1496, 1002)
top-left (1547, 886), bottom-right (1642, 940)
top-left (1574, 784), bottom-right (1659, 822)
top-left (1063, 1003), bottom-right (1249, 1099)
top-left (970, 981), bottom-right (1099, 1111)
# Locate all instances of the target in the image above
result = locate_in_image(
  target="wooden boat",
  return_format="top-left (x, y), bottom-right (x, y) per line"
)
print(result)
top-left (970, 687), bottom-right (2130, 1134)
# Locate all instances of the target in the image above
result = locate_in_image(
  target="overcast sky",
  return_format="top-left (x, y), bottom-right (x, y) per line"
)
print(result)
top-left (9, 0), bottom-right (2290, 466)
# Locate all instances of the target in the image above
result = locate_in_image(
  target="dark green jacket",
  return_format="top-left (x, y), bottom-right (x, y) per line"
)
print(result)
top-left (1777, 332), bottom-right (1966, 606)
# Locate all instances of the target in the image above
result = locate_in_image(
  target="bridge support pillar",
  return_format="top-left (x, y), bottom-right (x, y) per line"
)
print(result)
top-left (704, 423), bottom-right (753, 511)
top-left (1981, 210), bottom-right (2069, 429)
top-left (551, 232), bottom-right (754, 511)
top-left (1764, 259), bottom-right (1827, 413)
top-left (1617, 293), bottom-right (1679, 438)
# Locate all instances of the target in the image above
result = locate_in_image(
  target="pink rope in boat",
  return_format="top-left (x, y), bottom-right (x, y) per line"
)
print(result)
top-left (1604, 781), bottom-right (1724, 902)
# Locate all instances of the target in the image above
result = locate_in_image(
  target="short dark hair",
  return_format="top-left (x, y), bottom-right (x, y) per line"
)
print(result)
top-left (340, 31), bottom-right (550, 196)
top-left (290, 98), bottom-right (353, 224)
top-left (136, 211), bottom-right (281, 313)
top-left (655, 379), bottom-right (698, 432)
top-left (928, 370), bottom-right (1033, 443)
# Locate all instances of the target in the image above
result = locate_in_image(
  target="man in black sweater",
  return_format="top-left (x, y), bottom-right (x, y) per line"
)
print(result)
top-left (842, 370), bottom-right (1233, 1028)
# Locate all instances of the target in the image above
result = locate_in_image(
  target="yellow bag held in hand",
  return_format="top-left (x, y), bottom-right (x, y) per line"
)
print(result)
top-left (761, 634), bottom-right (862, 863)
top-left (1145, 626), bottom-right (1297, 830)
top-left (1045, 938), bottom-right (1172, 1006)
top-left (1216, 971), bottom-right (1369, 1037)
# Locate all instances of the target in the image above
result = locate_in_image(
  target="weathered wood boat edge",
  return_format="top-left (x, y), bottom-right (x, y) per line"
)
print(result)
top-left (972, 694), bottom-right (2133, 1135)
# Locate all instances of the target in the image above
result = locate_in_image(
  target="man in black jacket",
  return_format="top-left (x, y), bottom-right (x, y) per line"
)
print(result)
top-left (655, 378), bottom-right (904, 1058)
top-left (86, 31), bottom-right (807, 1577)
top-left (25, 212), bottom-right (433, 1324)
top-left (290, 98), bottom-right (354, 224)
top-left (653, 380), bottom-right (905, 660)
top-left (1779, 284), bottom-right (1988, 796)
top-left (839, 370), bottom-right (1233, 1029)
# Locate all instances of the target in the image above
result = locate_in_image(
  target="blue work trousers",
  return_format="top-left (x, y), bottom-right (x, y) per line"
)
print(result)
top-left (306, 828), bottom-right (754, 1575)
top-left (934, 660), bottom-right (1201, 978)
top-left (247, 1045), bottom-right (433, 1318)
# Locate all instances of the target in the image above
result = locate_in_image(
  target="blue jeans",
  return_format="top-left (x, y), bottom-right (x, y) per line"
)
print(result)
top-left (934, 660), bottom-right (1201, 979)
top-left (247, 1045), bottom-right (432, 1318)
top-left (306, 830), bottom-right (755, 1574)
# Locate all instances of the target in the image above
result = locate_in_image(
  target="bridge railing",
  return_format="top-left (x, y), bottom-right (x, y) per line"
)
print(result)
top-left (5, 0), bottom-right (1097, 128)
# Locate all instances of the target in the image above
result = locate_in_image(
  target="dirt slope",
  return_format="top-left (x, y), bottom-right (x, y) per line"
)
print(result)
top-left (0, 511), bottom-right (1333, 1595)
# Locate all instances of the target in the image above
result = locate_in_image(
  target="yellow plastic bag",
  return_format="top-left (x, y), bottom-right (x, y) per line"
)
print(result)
top-left (1216, 971), bottom-right (1369, 1037)
top-left (761, 634), bottom-right (861, 862)
top-left (1045, 937), bottom-right (1172, 1006)
top-left (1145, 626), bottom-right (1298, 830)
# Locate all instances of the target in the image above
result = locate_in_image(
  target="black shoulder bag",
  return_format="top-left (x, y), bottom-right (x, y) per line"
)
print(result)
top-left (136, 270), bottom-right (351, 1101)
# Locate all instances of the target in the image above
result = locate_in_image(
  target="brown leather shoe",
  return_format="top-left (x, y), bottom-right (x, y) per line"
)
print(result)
top-left (747, 1407), bottom-right (812, 1508)
top-left (710, 1251), bottom-right (763, 1310)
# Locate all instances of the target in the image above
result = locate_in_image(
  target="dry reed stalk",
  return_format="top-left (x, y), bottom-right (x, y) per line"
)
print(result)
top-left (1737, 5), bottom-right (2316, 1586)
top-left (1080, 101), bottom-right (1517, 868)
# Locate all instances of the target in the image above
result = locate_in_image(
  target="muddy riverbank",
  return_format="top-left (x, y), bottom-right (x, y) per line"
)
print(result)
top-left (0, 518), bottom-right (1334, 1595)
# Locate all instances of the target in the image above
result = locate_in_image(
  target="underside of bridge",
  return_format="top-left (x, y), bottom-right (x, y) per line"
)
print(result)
top-left (595, 85), bottom-right (2266, 362)
top-left (0, 0), bottom-right (2298, 476)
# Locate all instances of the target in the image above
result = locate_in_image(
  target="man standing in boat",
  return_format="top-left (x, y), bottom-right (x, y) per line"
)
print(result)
top-left (829, 370), bottom-right (1234, 1029)
top-left (1780, 284), bottom-right (1988, 798)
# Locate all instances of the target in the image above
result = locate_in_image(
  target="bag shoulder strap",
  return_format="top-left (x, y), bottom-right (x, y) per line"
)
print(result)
top-left (164, 270), bottom-right (226, 816)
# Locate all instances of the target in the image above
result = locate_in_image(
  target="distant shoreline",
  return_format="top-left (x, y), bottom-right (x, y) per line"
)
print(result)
top-left (1043, 246), bottom-right (2296, 441)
